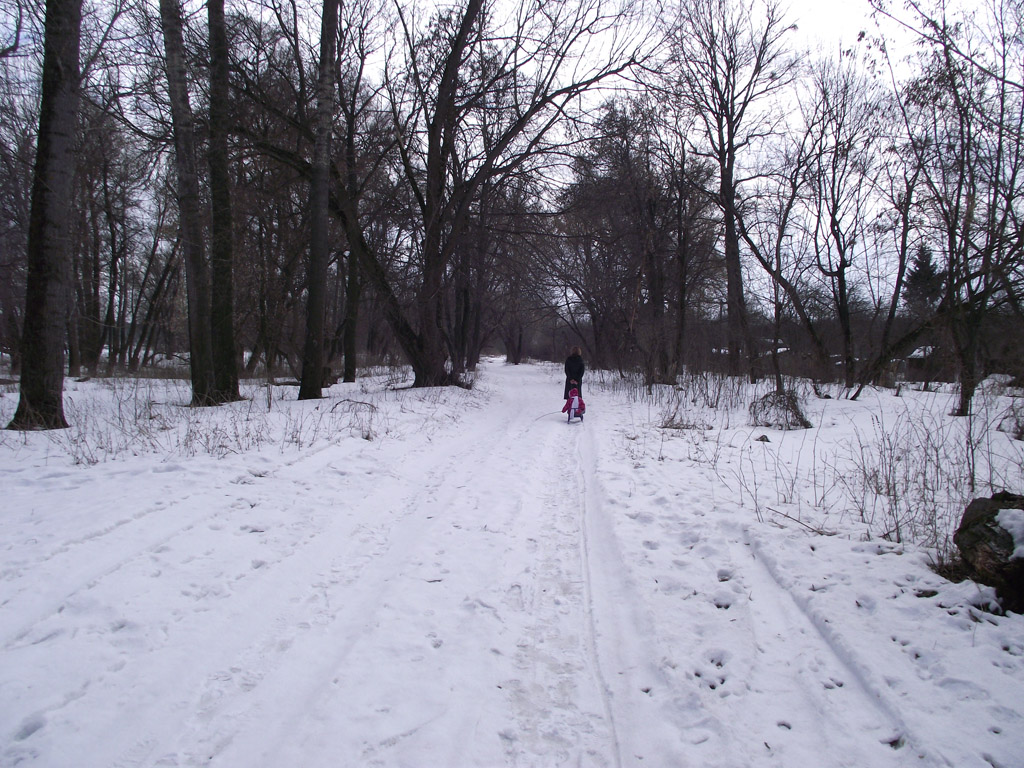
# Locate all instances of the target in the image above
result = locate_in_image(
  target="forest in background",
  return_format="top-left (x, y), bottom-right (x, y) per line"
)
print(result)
top-left (2, 0), bottom-right (1023, 428)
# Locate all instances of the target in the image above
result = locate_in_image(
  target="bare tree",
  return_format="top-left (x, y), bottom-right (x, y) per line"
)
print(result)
top-left (8, 0), bottom-right (83, 430)
top-left (891, 0), bottom-right (1024, 414)
top-left (735, 118), bottom-right (830, 390)
top-left (158, 0), bottom-right (216, 404)
top-left (368, 0), bottom-right (649, 386)
top-left (334, 0), bottom-right (390, 383)
top-left (670, 0), bottom-right (797, 380)
top-left (298, 0), bottom-right (341, 400)
top-left (207, 0), bottom-right (240, 401)
top-left (0, 1), bottom-right (24, 59)
top-left (229, 5), bottom-right (313, 379)
top-left (847, 110), bottom-right (924, 398)
top-left (0, 43), bottom-right (38, 373)
top-left (554, 99), bottom-right (682, 381)
top-left (803, 53), bottom-right (886, 388)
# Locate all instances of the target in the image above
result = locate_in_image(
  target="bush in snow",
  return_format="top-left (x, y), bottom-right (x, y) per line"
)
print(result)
top-left (748, 390), bottom-right (812, 430)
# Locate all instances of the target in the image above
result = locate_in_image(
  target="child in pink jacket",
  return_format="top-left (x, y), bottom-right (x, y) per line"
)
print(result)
top-left (562, 388), bottom-right (586, 422)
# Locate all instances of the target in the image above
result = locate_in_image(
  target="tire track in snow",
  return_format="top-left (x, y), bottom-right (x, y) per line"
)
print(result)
top-left (129, 397), bottom-right (520, 767)
top-left (229, 370), bottom-right (626, 768)
top-left (155, 374), bottom-right (592, 767)
top-left (740, 529), bottom-right (943, 766)
top-left (1, 431), bottom-right (373, 652)
top-left (583, 416), bottom-right (931, 767)
top-left (3, 392), bottom-right (483, 768)
top-left (1, 470), bottom-right (233, 650)
top-left (573, 423), bottom-right (623, 768)
top-left (707, 528), bottom-right (908, 765)
top-left (495, 413), bottom-right (618, 767)
top-left (577, 421), bottom-right (699, 766)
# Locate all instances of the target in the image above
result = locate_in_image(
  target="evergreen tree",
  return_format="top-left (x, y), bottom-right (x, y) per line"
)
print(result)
top-left (903, 244), bottom-right (945, 320)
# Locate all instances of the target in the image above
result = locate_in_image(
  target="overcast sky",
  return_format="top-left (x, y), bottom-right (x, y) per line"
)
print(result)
top-left (787, 0), bottom-right (880, 51)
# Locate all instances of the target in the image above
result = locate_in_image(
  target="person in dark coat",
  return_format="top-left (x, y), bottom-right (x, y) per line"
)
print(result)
top-left (564, 346), bottom-right (585, 399)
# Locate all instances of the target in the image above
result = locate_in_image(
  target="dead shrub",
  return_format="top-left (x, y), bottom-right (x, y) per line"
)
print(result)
top-left (749, 390), bottom-right (812, 430)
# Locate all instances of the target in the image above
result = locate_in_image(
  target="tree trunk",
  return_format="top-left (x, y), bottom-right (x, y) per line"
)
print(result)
top-left (771, 279), bottom-right (786, 394)
top-left (721, 183), bottom-right (754, 381)
top-left (124, 214), bottom-right (162, 370)
top-left (953, 314), bottom-right (982, 417)
top-left (673, 196), bottom-right (690, 380)
top-left (410, 0), bottom-right (484, 387)
top-left (66, 290), bottom-right (81, 378)
top-left (207, 0), bottom-right (239, 402)
top-left (159, 0), bottom-right (215, 405)
top-left (450, 252), bottom-right (470, 376)
top-left (466, 264), bottom-right (486, 371)
top-left (82, 198), bottom-right (102, 372)
top-left (129, 245), bottom-right (177, 370)
top-left (416, 226), bottom-right (453, 387)
top-left (8, 0), bottom-right (83, 430)
top-left (101, 159), bottom-right (119, 374)
top-left (874, 175), bottom-right (917, 378)
top-left (836, 266), bottom-right (855, 388)
top-left (116, 250), bottom-right (129, 368)
top-left (298, 0), bottom-right (340, 400)
top-left (342, 250), bottom-right (360, 382)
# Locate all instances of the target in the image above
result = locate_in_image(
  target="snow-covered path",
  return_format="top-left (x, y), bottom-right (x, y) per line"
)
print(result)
top-left (2, 361), bottom-right (1022, 767)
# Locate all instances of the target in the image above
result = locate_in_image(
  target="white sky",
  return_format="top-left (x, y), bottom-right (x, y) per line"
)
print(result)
top-left (788, 0), bottom-right (878, 47)
top-left (786, 0), bottom-right (919, 60)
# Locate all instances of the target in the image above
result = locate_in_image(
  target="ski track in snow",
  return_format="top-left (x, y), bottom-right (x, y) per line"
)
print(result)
top-left (2, 361), bottom-right (1022, 767)
top-left (580, 405), bottom-right (928, 768)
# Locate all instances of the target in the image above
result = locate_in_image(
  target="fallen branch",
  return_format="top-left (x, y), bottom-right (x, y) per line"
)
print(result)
top-left (767, 507), bottom-right (837, 536)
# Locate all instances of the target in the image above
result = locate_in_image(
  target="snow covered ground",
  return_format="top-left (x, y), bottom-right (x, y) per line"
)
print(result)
top-left (1, 359), bottom-right (1022, 768)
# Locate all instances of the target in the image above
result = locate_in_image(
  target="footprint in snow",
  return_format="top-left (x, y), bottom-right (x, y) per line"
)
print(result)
top-left (505, 583), bottom-right (525, 611)
top-left (938, 677), bottom-right (991, 701)
top-left (711, 588), bottom-right (736, 610)
top-left (14, 714), bottom-right (46, 741)
top-left (696, 543), bottom-right (721, 558)
top-left (693, 668), bottom-right (727, 691)
top-left (855, 595), bottom-right (877, 612)
top-left (627, 511), bottom-right (655, 524)
top-left (707, 651), bottom-right (727, 668)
